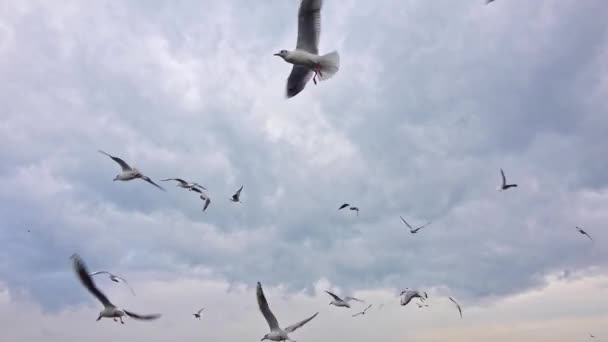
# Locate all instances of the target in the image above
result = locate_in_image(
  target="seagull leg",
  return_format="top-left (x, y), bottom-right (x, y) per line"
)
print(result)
top-left (312, 64), bottom-right (322, 85)
top-left (119, 317), bottom-right (125, 324)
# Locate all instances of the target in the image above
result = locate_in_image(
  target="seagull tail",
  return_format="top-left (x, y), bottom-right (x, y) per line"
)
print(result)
top-left (317, 51), bottom-right (340, 81)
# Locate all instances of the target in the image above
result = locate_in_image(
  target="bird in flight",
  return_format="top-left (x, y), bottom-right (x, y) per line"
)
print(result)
top-left (575, 226), bottom-right (593, 241)
top-left (325, 290), bottom-right (364, 308)
top-left (400, 289), bottom-right (428, 307)
top-left (230, 185), bottom-right (243, 203)
top-left (274, 0), bottom-right (340, 98)
top-left (71, 254), bottom-right (160, 324)
top-left (590, 333), bottom-right (596, 338)
top-left (352, 304), bottom-right (372, 317)
top-left (448, 296), bottom-right (463, 318)
top-left (98, 150), bottom-right (165, 191)
top-left (89, 271), bottom-right (136, 296)
top-left (338, 203), bottom-right (350, 210)
top-left (256, 282), bottom-right (319, 342)
top-left (161, 178), bottom-right (206, 193)
top-left (498, 169), bottom-right (518, 191)
top-left (400, 216), bottom-right (432, 234)
top-left (193, 308), bottom-right (205, 319)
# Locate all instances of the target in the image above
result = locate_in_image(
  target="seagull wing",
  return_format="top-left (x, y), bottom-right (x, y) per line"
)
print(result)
top-left (256, 282), bottom-right (280, 331)
top-left (98, 150), bottom-right (132, 172)
top-left (141, 176), bottom-right (166, 191)
top-left (203, 197), bottom-right (211, 212)
top-left (363, 304), bottom-right (372, 312)
top-left (89, 271), bottom-right (111, 276)
top-left (197, 307), bottom-right (205, 315)
top-left (352, 312), bottom-right (363, 317)
top-left (500, 169), bottom-right (507, 186)
top-left (449, 297), bottom-right (463, 318)
top-left (400, 216), bottom-right (414, 230)
top-left (584, 231), bottom-right (593, 241)
top-left (286, 65), bottom-right (314, 98)
top-left (296, 0), bottom-right (321, 54)
top-left (113, 275), bottom-right (136, 296)
top-left (123, 310), bottom-right (161, 321)
top-left (285, 312), bottom-right (318, 333)
top-left (344, 296), bottom-right (364, 303)
top-left (192, 183), bottom-right (207, 191)
top-left (71, 254), bottom-right (113, 308)
top-left (191, 187), bottom-right (203, 194)
top-left (338, 203), bottom-right (350, 210)
top-left (161, 178), bottom-right (188, 186)
top-left (324, 290), bottom-right (342, 301)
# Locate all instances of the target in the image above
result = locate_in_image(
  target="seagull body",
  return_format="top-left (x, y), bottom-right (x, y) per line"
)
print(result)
top-left (352, 304), bottom-right (372, 317)
top-left (338, 203), bottom-right (350, 210)
top-left (200, 194), bottom-right (211, 212)
top-left (89, 271), bottom-right (136, 296)
top-left (161, 178), bottom-right (206, 192)
top-left (275, 0), bottom-right (340, 98)
top-left (257, 282), bottom-right (318, 342)
top-left (499, 169), bottom-right (518, 191)
top-left (71, 254), bottom-right (160, 324)
top-left (400, 216), bottom-right (431, 234)
top-left (400, 289), bottom-right (428, 307)
top-left (193, 308), bottom-right (205, 319)
top-left (231, 185), bottom-right (243, 203)
top-left (98, 150), bottom-right (165, 191)
top-left (325, 290), bottom-right (363, 308)
top-left (575, 226), bottom-right (593, 241)
top-left (449, 296), bottom-right (463, 318)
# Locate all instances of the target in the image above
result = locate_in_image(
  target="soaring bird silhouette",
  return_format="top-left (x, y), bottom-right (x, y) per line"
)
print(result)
top-left (498, 169), bottom-right (518, 191)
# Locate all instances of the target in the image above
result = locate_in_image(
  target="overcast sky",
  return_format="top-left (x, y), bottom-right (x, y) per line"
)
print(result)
top-left (1, 0), bottom-right (607, 341)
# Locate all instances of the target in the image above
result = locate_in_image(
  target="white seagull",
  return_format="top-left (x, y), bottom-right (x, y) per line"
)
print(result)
top-left (98, 150), bottom-right (165, 191)
top-left (161, 178), bottom-right (206, 193)
top-left (89, 271), bottom-right (136, 296)
top-left (325, 290), bottom-right (364, 308)
top-left (231, 185), bottom-right (243, 203)
top-left (71, 254), bottom-right (161, 324)
top-left (448, 296), bottom-right (463, 318)
top-left (575, 226), bottom-right (593, 241)
top-left (193, 307), bottom-right (205, 319)
top-left (352, 304), bottom-right (372, 317)
top-left (257, 282), bottom-right (319, 342)
top-left (400, 216), bottom-right (432, 234)
top-left (400, 289), bottom-right (428, 307)
top-left (498, 169), bottom-right (518, 191)
top-left (200, 194), bottom-right (211, 213)
top-left (274, 0), bottom-right (340, 98)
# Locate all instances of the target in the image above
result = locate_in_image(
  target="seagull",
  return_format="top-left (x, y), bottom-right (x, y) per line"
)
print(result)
top-left (325, 290), bottom-right (364, 308)
top-left (71, 254), bottom-right (161, 324)
top-left (161, 178), bottom-right (206, 192)
top-left (193, 308), bottom-right (205, 319)
top-left (400, 216), bottom-right (432, 234)
top-left (200, 194), bottom-right (211, 213)
top-left (575, 226), bottom-right (593, 241)
top-left (274, 0), bottom-right (340, 98)
top-left (257, 282), bottom-right (319, 342)
top-left (349, 207), bottom-right (359, 216)
top-left (338, 203), bottom-right (350, 210)
top-left (590, 333), bottom-right (596, 338)
top-left (231, 185), bottom-right (243, 203)
top-left (352, 304), bottom-right (372, 317)
top-left (400, 289), bottom-right (428, 307)
top-left (98, 150), bottom-right (165, 191)
top-left (89, 271), bottom-right (136, 296)
top-left (448, 296), bottom-right (463, 318)
top-left (498, 169), bottom-right (518, 191)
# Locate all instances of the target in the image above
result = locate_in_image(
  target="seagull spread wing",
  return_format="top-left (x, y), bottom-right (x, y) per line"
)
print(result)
top-left (98, 150), bottom-right (132, 172)
top-left (324, 290), bottom-right (342, 301)
top-left (284, 312), bottom-right (318, 333)
top-left (71, 254), bottom-right (113, 308)
top-left (400, 216), bottom-right (414, 230)
top-left (141, 176), bottom-right (166, 191)
top-left (89, 271), bottom-right (111, 276)
top-left (344, 296), bottom-right (364, 303)
top-left (113, 275), bottom-right (136, 296)
top-left (286, 65), bottom-right (314, 98)
top-left (256, 282), bottom-right (280, 331)
top-left (500, 169), bottom-right (507, 186)
top-left (338, 203), bottom-right (350, 210)
top-left (363, 304), bottom-right (372, 312)
top-left (449, 297), bottom-right (463, 318)
top-left (236, 185), bottom-right (243, 196)
top-left (296, 0), bottom-right (321, 54)
top-left (161, 178), bottom-right (188, 186)
top-left (197, 308), bottom-right (205, 315)
top-left (192, 183), bottom-right (207, 191)
top-left (123, 310), bottom-right (161, 321)
top-left (202, 197), bottom-right (211, 212)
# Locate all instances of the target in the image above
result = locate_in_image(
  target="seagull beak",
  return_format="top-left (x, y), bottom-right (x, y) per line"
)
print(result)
top-left (273, 52), bottom-right (280, 57)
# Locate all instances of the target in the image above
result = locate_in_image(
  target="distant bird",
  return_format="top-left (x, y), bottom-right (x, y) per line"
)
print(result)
top-left (274, 0), bottom-right (340, 98)
top-left (338, 203), bottom-right (350, 210)
top-left (71, 254), bottom-right (160, 324)
top-left (200, 194), bottom-right (211, 213)
top-left (231, 185), bottom-right (243, 203)
top-left (352, 304), bottom-right (372, 317)
top-left (161, 178), bottom-right (206, 192)
top-left (448, 296), bottom-right (463, 318)
top-left (590, 333), bottom-right (596, 338)
top-left (325, 290), bottom-right (364, 308)
top-left (575, 226), bottom-right (593, 241)
top-left (349, 207), bottom-right (359, 216)
top-left (400, 289), bottom-right (428, 307)
top-left (98, 150), bottom-right (165, 191)
top-left (256, 282), bottom-right (319, 342)
top-left (498, 169), bottom-right (517, 191)
top-left (89, 271), bottom-right (136, 296)
top-left (400, 216), bottom-right (432, 234)
top-left (193, 308), bottom-right (205, 319)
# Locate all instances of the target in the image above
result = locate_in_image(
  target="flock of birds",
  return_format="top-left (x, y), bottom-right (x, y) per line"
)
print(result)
top-left (59, 0), bottom-right (599, 340)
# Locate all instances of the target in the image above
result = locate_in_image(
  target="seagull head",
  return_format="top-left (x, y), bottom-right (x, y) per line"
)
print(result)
top-left (273, 50), bottom-right (289, 59)
top-left (261, 334), bottom-right (269, 341)
top-left (96, 312), bottom-right (103, 321)
top-left (113, 175), bottom-right (120, 181)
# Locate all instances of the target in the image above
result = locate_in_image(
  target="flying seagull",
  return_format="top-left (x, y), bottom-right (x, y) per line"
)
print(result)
top-left (575, 226), bottom-right (593, 241)
top-left (257, 282), bottom-right (319, 342)
top-left (200, 194), bottom-right (211, 213)
top-left (325, 290), bottom-right (364, 308)
top-left (231, 185), bottom-right (243, 203)
top-left (349, 207), bottom-right (359, 216)
top-left (274, 0), bottom-right (340, 98)
top-left (98, 150), bottom-right (165, 191)
top-left (498, 169), bottom-right (518, 191)
top-left (161, 178), bottom-right (206, 192)
top-left (352, 304), bottom-right (372, 317)
top-left (71, 254), bottom-right (161, 324)
top-left (448, 296), bottom-right (463, 318)
top-left (338, 203), bottom-right (350, 210)
top-left (89, 271), bottom-right (136, 296)
top-left (400, 289), bottom-right (428, 307)
top-left (400, 216), bottom-right (432, 234)
top-left (193, 308), bottom-right (205, 319)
